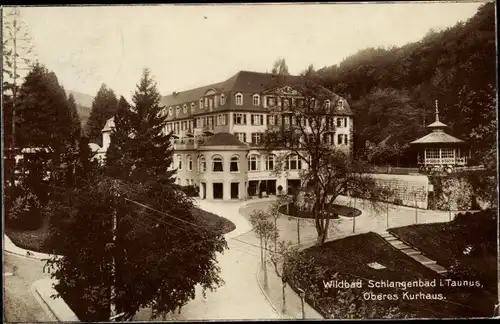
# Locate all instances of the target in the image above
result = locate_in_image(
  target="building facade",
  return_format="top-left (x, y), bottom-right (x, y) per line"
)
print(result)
top-left (96, 71), bottom-right (354, 200)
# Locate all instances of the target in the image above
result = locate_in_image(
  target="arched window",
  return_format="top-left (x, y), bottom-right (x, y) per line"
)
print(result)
top-left (230, 155), bottom-right (240, 172)
top-left (324, 100), bottom-right (330, 110)
top-left (252, 94), bottom-right (260, 106)
top-left (176, 106), bottom-right (180, 115)
top-left (212, 155), bottom-right (223, 172)
top-left (187, 155), bottom-right (193, 171)
top-left (235, 93), bottom-right (243, 105)
top-left (199, 156), bottom-right (206, 172)
top-left (220, 94), bottom-right (226, 105)
top-left (199, 99), bottom-right (204, 109)
top-left (169, 107), bottom-right (173, 116)
top-left (266, 154), bottom-right (275, 171)
top-left (248, 154), bottom-right (259, 171)
top-left (177, 154), bottom-right (183, 170)
top-left (191, 102), bottom-right (195, 111)
top-left (183, 104), bottom-right (188, 114)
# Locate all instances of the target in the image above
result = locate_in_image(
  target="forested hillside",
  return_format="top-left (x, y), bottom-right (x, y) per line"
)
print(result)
top-left (317, 2), bottom-right (496, 166)
top-left (66, 90), bottom-right (93, 127)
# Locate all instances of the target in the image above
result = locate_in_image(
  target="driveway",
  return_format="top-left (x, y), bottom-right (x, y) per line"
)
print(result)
top-left (134, 199), bottom-right (280, 321)
top-left (3, 253), bottom-right (56, 322)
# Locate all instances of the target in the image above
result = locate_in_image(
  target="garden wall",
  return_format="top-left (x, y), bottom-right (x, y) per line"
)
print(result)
top-left (428, 173), bottom-right (493, 211)
top-left (369, 174), bottom-right (429, 209)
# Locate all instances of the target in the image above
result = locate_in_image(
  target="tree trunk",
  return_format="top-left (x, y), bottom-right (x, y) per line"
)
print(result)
top-left (263, 242), bottom-right (268, 290)
top-left (274, 218), bottom-right (278, 252)
top-left (260, 236), bottom-right (264, 268)
top-left (282, 279), bottom-right (286, 312)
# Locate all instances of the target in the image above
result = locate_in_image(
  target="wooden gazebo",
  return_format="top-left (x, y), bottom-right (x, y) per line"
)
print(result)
top-left (410, 101), bottom-right (470, 173)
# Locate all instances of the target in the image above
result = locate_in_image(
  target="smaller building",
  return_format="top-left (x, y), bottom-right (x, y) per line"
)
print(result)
top-left (410, 101), bottom-right (470, 173)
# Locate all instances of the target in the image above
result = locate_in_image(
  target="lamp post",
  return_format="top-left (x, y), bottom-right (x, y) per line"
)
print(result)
top-left (386, 201), bottom-right (389, 228)
top-left (297, 287), bottom-right (305, 319)
top-left (414, 192), bottom-right (418, 224)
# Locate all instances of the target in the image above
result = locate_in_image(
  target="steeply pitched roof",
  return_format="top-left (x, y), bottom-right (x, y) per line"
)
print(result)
top-left (200, 132), bottom-right (247, 147)
top-left (160, 71), bottom-right (353, 119)
top-left (411, 130), bottom-right (464, 144)
top-left (427, 120), bottom-right (448, 128)
top-left (103, 117), bottom-right (115, 132)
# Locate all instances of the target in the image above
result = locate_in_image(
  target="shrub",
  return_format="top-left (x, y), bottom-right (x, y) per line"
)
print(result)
top-left (7, 190), bottom-right (43, 230)
top-left (393, 198), bottom-right (403, 205)
top-left (180, 185), bottom-right (198, 197)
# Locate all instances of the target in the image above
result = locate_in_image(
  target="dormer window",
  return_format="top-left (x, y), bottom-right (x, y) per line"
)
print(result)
top-left (253, 94), bottom-right (260, 106)
top-left (324, 100), bottom-right (331, 110)
top-left (169, 107), bottom-right (173, 116)
top-left (199, 99), bottom-right (204, 109)
top-left (191, 102), bottom-right (195, 111)
top-left (267, 96), bottom-right (276, 106)
top-left (235, 93), bottom-right (243, 106)
top-left (176, 106), bottom-right (180, 114)
top-left (204, 97), bottom-right (209, 108)
top-left (183, 104), bottom-right (188, 114)
top-left (220, 94), bottom-right (226, 105)
top-left (338, 99), bottom-right (345, 110)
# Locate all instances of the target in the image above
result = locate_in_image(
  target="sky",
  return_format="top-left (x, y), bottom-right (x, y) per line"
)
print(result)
top-left (9, 2), bottom-right (486, 101)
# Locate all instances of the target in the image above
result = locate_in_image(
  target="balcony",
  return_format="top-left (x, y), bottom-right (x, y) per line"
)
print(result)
top-left (202, 124), bottom-right (214, 134)
top-left (183, 128), bottom-right (194, 137)
top-left (173, 138), bottom-right (196, 150)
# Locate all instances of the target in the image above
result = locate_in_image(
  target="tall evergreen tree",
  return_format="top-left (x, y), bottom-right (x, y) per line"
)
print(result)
top-left (85, 84), bottom-right (118, 146)
top-left (67, 93), bottom-right (82, 141)
top-left (106, 69), bottom-right (175, 182)
top-left (47, 68), bottom-right (227, 321)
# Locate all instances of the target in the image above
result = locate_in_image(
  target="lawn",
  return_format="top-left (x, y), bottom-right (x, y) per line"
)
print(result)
top-left (279, 203), bottom-right (361, 219)
top-left (191, 206), bottom-right (236, 234)
top-left (286, 232), bottom-right (496, 319)
top-left (388, 209), bottom-right (497, 296)
top-left (6, 207), bottom-right (235, 254)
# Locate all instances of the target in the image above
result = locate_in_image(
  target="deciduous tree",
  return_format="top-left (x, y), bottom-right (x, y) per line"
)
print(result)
top-left (263, 75), bottom-right (388, 246)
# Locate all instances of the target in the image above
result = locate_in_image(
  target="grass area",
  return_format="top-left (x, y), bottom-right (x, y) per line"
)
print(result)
top-left (388, 209), bottom-right (497, 296)
top-left (191, 206), bottom-right (236, 234)
top-left (5, 218), bottom-right (52, 254)
top-left (287, 232), bottom-right (496, 319)
top-left (279, 203), bottom-right (361, 219)
top-left (6, 207), bottom-right (235, 254)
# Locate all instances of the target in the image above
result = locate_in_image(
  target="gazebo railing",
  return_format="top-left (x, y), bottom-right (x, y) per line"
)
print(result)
top-left (418, 157), bottom-right (467, 166)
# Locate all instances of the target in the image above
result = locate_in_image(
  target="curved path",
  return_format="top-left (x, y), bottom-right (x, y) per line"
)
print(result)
top-left (135, 199), bottom-right (281, 321)
top-left (4, 195), bottom-right (463, 321)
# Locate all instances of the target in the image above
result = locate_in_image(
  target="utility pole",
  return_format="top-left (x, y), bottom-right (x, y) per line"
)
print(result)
top-left (3, 7), bottom-right (36, 185)
top-left (110, 190), bottom-right (119, 322)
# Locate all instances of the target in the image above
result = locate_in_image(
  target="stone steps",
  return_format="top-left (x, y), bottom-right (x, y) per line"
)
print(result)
top-left (410, 253), bottom-right (437, 265)
top-left (400, 248), bottom-right (421, 256)
top-left (380, 231), bottom-right (448, 276)
top-left (425, 263), bottom-right (448, 275)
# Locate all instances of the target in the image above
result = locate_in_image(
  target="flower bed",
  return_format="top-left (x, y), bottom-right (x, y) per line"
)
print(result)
top-left (279, 203), bottom-right (361, 219)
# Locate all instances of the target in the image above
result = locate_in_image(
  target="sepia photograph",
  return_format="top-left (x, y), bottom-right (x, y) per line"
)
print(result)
top-left (2, 1), bottom-right (498, 321)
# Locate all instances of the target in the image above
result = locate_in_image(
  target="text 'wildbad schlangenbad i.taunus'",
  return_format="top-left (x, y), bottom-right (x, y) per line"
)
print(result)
top-left (322, 279), bottom-right (483, 301)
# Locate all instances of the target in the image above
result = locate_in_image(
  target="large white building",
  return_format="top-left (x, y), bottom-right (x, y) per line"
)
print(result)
top-left (95, 70), bottom-right (354, 201)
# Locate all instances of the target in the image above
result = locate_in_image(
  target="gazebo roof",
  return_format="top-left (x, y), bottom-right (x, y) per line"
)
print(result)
top-left (410, 131), bottom-right (464, 144)
top-left (410, 100), bottom-right (465, 145)
top-left (427, 120), bottom-right (448, 128)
